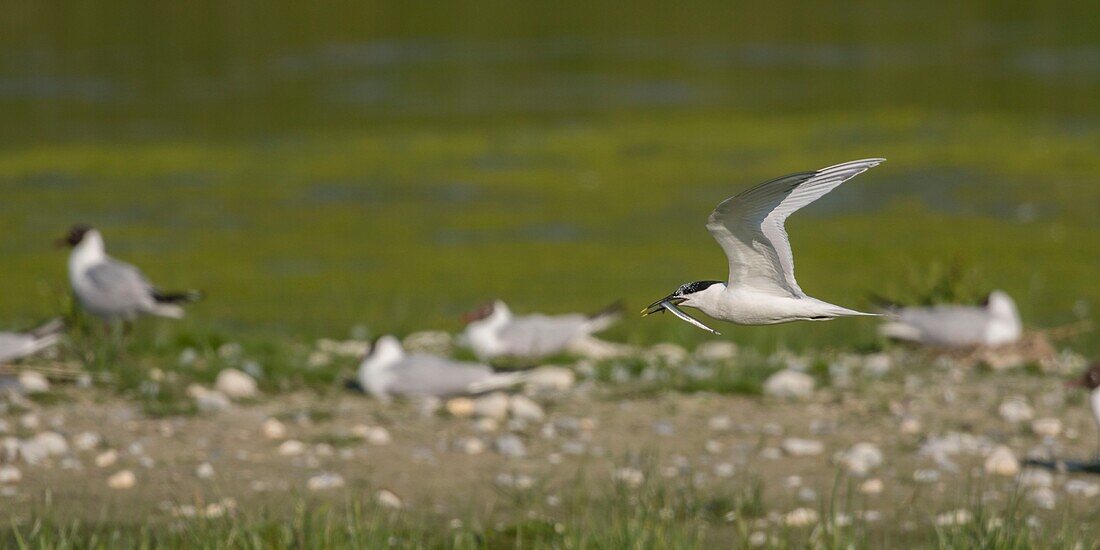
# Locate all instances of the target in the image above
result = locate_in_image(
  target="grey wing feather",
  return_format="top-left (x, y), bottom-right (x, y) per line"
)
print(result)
top-left (85, 260), bottom-right (156, 308)
top-left (892, 307), bottom-right (991, 347)
top-left (387, 355), bottom-right (500, 397)
top-left (499, 315), bottom-right (587, 357)
top-left (0, 333), bottom-right (34, 363)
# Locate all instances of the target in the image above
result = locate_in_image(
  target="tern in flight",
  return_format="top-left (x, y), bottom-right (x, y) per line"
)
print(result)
top-left (59, 225), bottom-right (203, 323)
top-left (642, 159), bottom-right (886, 334)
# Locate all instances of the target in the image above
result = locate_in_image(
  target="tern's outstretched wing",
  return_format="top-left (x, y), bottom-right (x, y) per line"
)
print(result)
top-left (706, 159), bottom-right (884, 297)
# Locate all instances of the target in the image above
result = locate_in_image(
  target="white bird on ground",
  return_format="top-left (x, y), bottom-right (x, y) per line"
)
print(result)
top-left (356, 335), bottom-right (523, 401)
top-left (1067, 363), bottom-right (1100, 461)
top-left (0, 319), bottom-right (65, 364)
top-left (642, 159), bottom-right (885, 334)
top-left (460, 300), bottom-right (623, 360)
top-left (58, 225), bottom-right (203, 322)
top-left (878, 290), bottom-right (1022, 348)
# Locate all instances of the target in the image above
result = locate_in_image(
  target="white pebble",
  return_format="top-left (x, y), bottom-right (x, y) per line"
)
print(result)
top-left (0, 465), bottom-right (21, 484)
top-left (195, 462), bottom-right (214, 479)
top-left (509, 395), bottom-right (545, 422)
top-left (214, 369), bottom-right (258, 400)
top-left (95, 450), bottom-right (119, 468)
top-left (983, 446), bottom-right (1020, 477)
top-left (784, 508), bottom-right (819, 527)
top-left (763, 370), bottom-right (815, 399)
top-left (278, 440), bottom-right (306, 456)
top-left (998, 398), bottom-right (1034, 423)
top-left (307, 472), bottom-right (345, 491)
top-left (840, 443), bottom-right (884, 476)
top-left (107, 470), bottom-right (136, 490)
top-left (1031, 418), bottom-right (1062, 438)
top-left (781, 438), bottom-right (825, 457)
top-left (376, 489), bottom-right (404, 509)
top-left (262, 418), bottom-right (287, 439)
top-left (18, 372), bottom-right (50, 394)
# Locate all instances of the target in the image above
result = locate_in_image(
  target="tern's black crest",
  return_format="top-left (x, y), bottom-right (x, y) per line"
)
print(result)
top-left (61, 224), bottom-right (93, 247)
top-left (676, 280), bottom-right (724, 297)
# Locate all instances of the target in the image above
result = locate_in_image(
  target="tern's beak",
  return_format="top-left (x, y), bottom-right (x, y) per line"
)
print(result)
top-left (642, 296), bottom-right (682, 316)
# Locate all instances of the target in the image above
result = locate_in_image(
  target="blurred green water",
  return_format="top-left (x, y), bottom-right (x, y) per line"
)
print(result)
top-left (1, 2), bottom-right (1097, 352)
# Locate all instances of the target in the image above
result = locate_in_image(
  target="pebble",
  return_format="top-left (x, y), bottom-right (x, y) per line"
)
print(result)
top-left (1064, 480), bottom-right (1100, 498)
top-left (1017, 468), bottom-right (1053, 489)
top-left (862, 353), bottom-right (893, 376)
top-left (899, 417), bottom-right (922, 435)
top-left (1031, 418), bottom-right (1062, 438)
top-left (935, 509), bottom-right (972, 526)
top-left (19, 414), bottom-right (40, 430)
top-left (278, 440), bottom-right (306, 456)
top-left (509, 395), bottom-right (545, 422)
top-left (107, 470), bottom-right (136, 490)
top-left (714, 463), bottom-right (735, 478)
top-left (307, 473), bottom-right (345, 491)
top-left (614, 467), bottom-right (645, 488)
top-left (95, 450), bottom-right (119, 468)
top-left (1029, 487), bottom-right (1057, 510)
top-left (188, 385), bottom-right (231, 413)
top-left (262, 418), bottom-right (287, 440)
top-left (18, 372), bottom-right (49, 394)
top-left (0, 465), bottom-right (21, 484)
top-left (473, 392), bottom-right (510, 421)
top-left (784, 508), bottom-right (819, 527)
top-left (859, 478), bottom-right (884, 495)
top-left (797, 487), bottom-right (818, 503)
top-left (495, 435), bottom-right (527, 458)
top-left (652, 421), bottom-right (675, 437)
top-left (473, 418), bottom-right (500, 433)
top-left (376, 489), bottom-right (404, 509)
top-left (646, 343), bottom-right (689, 365)
top-left (998, 398), bottom-right (1034, 423)
top-left (694, 341), bottom-right (738, 362)
top-left (195, 462), bottom-right (214, 479)
top-left (983, 446), bottom-right (1020, 477)
top-left (840, 443), bottom-right (884, 476)
top-left (73, 432), bottom-right (101, 451)
top-left (445, 397), bottom-right (475, 418)
top-left (454, 437), bottom-right (486, 455)
top-left (215, 369), bottom-right (258, 400)
top-left (763, 370), bottom-right (815, 399)
top-left (913, 469), bottom-right (940, 483)
top-left (352, 425), bottom-right (392, 445)
top-left (781, 438), bottom-right (825, 457)
top-left (707, 415), bottom-right (733, 432)
top-left (523, 366), bottom-right (575, 394)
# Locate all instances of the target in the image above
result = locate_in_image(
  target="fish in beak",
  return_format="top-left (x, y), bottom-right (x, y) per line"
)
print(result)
top-left (641, 297), bottom-right (721, 335)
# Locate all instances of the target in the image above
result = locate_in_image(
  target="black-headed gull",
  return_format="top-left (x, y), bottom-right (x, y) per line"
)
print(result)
top-left (643, 159), bottom-right (885, 333)
top-left (460, 300), bottom-right (622, 360)
top-left (58, 225), bottom-right (203, 321)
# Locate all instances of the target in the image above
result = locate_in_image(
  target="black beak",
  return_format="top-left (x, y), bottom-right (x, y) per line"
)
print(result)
top-left (642, 295), bottom-right (683, 316)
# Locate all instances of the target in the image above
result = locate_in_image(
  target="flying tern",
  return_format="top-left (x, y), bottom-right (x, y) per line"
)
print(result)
top-left (59, 225), bottom-right (203, 322)
top-left (356, 335), bottom-right (523, 400)
top-left (0, 319), bottom-right (65, 364)
top-left (642, 159), bottom-right (885, 333)
top-left (878, 290), bottom-right (1022, 348)
top-left (460, 300), bottom-right (623, 360)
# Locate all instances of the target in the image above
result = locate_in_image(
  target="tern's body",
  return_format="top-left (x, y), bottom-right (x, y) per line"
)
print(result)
top-left (462, 300), bottom-right (622, 360)
top-left (0, 319), bottom-right (64, 364)
top-left (643, 159), bottom-right (886, 333)
top-left (62, 226), bottom-right (201, 322)
top-left (358, 335), bottom-right (521, 400)
top-left (879, 290), bottom-right (1022, 348)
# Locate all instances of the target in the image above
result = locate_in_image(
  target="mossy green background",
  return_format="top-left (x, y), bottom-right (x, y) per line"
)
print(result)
top-left (1, 2), bottom-right (1097, 353)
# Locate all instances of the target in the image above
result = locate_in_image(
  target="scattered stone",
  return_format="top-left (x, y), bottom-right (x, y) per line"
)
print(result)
top-left (646, 343), bottom-right (689, 365)
top-left (797, 487), bottom-right (818, 503)
top-left (307, 473), bottom-right (345, 491)
top-left (73, 432), bottom-right (101, 451)
top-left (760, 447), bottom-right (783, 460)
top-left (376, 489), bottom-right (404, 509)
top-left (195, 462), bottom-right (214, 479)
top-left (495, 473), bottom-right (535, 489)
top-left (495, 435), bottom-right (527, 458)
top-left (523, 366), bottom-right (575, 394)
top-left (840, 443), bottom-right (884, 476)
top-left (998, 398), bottom-right (1034, 423)
top-left (704, 440), bottom-right (723, 454)
top-left (473, 392), bottom-right (510, 421)
top-left (1065, 480), bottom-right (1100, 498)
top-left (652, 420), bottom-right (675, 437)
top-left (509, 395), bottom-right (545, 422)
top-left (19, 414), bottom-right (40, 430)
top-left (566, 335), bottom-right (636, 360)
top-left (899, 417), bottom-right (922, 435)
top-left (935, 509), bottom-right (972, 527)
top-left (1029, 487), bottom-right (1057, 510)
top-left (278, 440), bottom-right (306, 456)
top-left (614, 467), bottom-right (645, 488)
top-left (454, 437), bottom-right (486, 455)
top-left (403, 331), bottom-right (452, 354)
top-left (445, 397), bottom-right (475, 418)
top-left (708, 415), bottom-right (733, 432)
top-left (107, 470), bottom-right (136, 490)
top-left (1017, 468), bottom-right (1053, 489)
top-left (1031, 418), bottom-right (1063, 438)
top-left (763, 370), bottom-right (815, 399)
top-left (694, 341), bottom-right (738, 362)
top-left (714, 462), bottom-right (735, 478)
top-left (352, 425), bottom-right (392, 445)
top-left (0, 465), bottom-right (21, 484)
top-left (862, 353), bottom-right (893, 376)
top-left (859, 478), bottom-right (884, 495)
top-left (188, 385), bottom-right (231, 413)
top-left (984, 446), bottom-right (1020, 477)
top-left (316, 338), bottom-right (370, 357)
top-left (262, 418), bottom-right (287, 440)
top-left (913, 469), bottom-right (940, 484)
top-left (215, 369), bottom-right (258, 400)
top-left (95, 450), bottom-right (119, 468)
top-left (18, 372), bottom-right (49, 394)
top-left (782, 438), bottom-right (825, 457)
top-left (784, 508), bottom-right (819, 527)
top-left (473, 418), bottom-right (500, 433)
